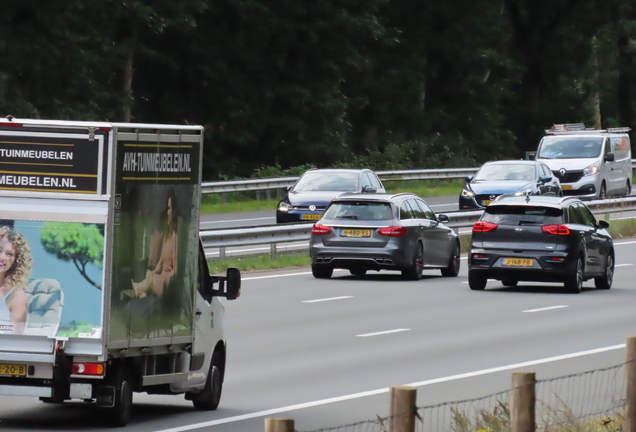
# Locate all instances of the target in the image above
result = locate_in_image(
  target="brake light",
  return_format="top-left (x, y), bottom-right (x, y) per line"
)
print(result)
top-left (473, 222), bottom-right (498, 232)
top-left (378, 226), bottom-right (408, 237)
top-left (72, 362), bottom-right (105, 375)
top-left (541, 224), bottom-right (571, 235)
top-left (311, 224), bottom-right (332, 235)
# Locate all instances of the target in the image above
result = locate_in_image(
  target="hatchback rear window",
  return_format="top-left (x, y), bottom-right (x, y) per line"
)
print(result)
top-left (324, 202), bottom-right (393, 220)
top-left (482, 205), bottom-right (563, 225)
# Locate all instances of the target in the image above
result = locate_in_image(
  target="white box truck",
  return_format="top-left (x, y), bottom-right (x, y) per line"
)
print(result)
top-left (0, 117), bottom-right (240, 426)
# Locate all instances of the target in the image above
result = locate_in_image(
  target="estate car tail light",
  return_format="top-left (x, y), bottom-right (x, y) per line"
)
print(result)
top-left (473, 222), bottom-right (498, 232)
top-left (311, 224), bottom-right (332, 235)
top-left (378, 226), bottom-right (408, 237)
top-left (541, 224), bottom-right (571, 235)
top-left (72, 362), bottom-right (105, 376)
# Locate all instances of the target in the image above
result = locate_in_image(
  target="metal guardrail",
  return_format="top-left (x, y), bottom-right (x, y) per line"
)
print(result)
top-left (201, 161), bottom-right (636, 195)
top-left (200, 196), bottom-right (636, 259)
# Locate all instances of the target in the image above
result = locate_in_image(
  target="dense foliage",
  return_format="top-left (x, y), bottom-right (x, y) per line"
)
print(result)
top-left (1, 0), bottom-right (634, 180)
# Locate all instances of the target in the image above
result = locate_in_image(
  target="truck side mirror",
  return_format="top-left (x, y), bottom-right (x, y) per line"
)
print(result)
top-left (225, 267), bottom-right (241, 300)
top-left (604, 152), bottom-right (615, 162)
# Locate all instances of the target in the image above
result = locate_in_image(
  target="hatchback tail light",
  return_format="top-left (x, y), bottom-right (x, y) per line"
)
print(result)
top-left (311, 224), bottom-right (332, 235)
top-left (541, 224), bottom-right (571, 235)
top-left (378, 226), bottom-right (408, 237)
top-left (473, 221), bottom-right (498, 232)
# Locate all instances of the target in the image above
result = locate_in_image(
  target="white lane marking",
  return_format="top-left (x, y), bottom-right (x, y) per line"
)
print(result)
top-left (243, 270), bottom-right (345, 281)
top-left (153, 343), bottom-right (625, 432)
top-left (616, 264), bottom-right (633, 267)
top-left (615, 240), bottom-right (636, 245)
top-left (303, 296), bottom-right (353, 303)
top-left (523, 305), bottom-right (568, 313)
top-left (356, 328), bottom-right (410, 338)
top-left (201, 217), bottom-right (274, 224)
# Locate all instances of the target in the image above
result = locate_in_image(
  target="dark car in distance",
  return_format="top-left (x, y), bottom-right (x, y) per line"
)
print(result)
top-left (276, 168), bottom-right (385, 224)
top-left (460, 160), bottom-right (562, 210)
top-left (468, 195), bottom-right (614, 293)
top-left (309, 192), bottom-right (461, 280)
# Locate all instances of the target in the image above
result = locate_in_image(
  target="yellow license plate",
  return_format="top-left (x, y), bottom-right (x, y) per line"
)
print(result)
top-left (0, 364), bottom-right (27, 376)
top-left (561, 185), bottom-right (572, 190)
top-left (341, 229), bottom-right (371, 237)
top-left (502, 258), bottom-right (534, 267)
top-left (482, 200), bottom-right (492, 206)
top-left (301, 214), bottom-right (321, 220)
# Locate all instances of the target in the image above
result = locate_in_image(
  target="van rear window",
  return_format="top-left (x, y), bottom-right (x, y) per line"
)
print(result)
top-left (482, 205), bottom-right (563, 225)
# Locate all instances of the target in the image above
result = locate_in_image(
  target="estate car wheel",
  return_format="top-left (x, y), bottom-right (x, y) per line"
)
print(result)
top-left (402, 243), bottom-right (424, 280)
top-left (564, 257), bottom-right (583, 293)
top-left (441, 242), bottom-right (461, 277)
top-left (595, 253), bottom-right (614, 290)
top-left (468, 271), bottom-right (487, 290)
top-left (312, 265), bottom-right (333, 279)
top-left (349, 268), bottom-right (367, 277)
top-left (501, 279), bottom-right (518, 287)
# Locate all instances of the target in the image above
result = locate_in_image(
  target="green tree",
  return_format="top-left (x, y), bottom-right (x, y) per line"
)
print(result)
top-left (40, 223), bottom-right (104, 290)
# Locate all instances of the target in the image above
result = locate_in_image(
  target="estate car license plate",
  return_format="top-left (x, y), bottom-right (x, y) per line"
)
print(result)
top-left (561, 185), bottom-right (573, 190)
top-left (301, 214), bottom-right (321, 220)
top-left (341, 229), bottom-right (371, 238)
top-left (502, 258), bottom-right (534, 267)
top-left (482, 200), bottom-right (492, 206)
top-left (0, 364), bottom-right (26, 377)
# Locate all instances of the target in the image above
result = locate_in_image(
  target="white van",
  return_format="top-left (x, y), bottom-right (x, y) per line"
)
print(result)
top-left (536, 123), bottom-right (632, 199)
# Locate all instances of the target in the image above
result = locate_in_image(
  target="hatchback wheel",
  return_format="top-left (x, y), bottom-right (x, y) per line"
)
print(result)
top-left (468, 271), bottom-right (487, 290)
top-left (402, 243), bottom-right (424, 280)
top-left (441, 242), bottom-right (460, 277)
top-left (312, 265), bottom-right (333, 279)
top-left (564, 257), bottom-right (583, 293)
top-left (349, 268), bottom-right (367, 277)
top-left (594, 254), bottom-right (614, 290)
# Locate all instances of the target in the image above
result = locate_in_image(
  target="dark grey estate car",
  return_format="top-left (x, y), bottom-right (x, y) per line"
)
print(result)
top-left (309, 192), bottom-right (461, 280)
top-left (468, 195), bottom-right (614, 293)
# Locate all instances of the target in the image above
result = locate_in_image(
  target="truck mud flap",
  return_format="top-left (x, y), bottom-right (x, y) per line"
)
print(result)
top-left (96, 385), bottom-right (116, 408)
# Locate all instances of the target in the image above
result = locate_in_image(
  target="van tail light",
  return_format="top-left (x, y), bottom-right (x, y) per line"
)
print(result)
top-left (378, 226), bottom-right (408, 237)
top-left (473, 222), bottom-right (498, 232)
top-left (311, 224), bottom-right (332, 235)
top-left (541, 224), bottom-right (571, 235)
top-left (72, 362), bottom-right (105, 376)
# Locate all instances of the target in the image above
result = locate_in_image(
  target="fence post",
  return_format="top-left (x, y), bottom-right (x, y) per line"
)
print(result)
top-left (626, 336), bottom-right (636, 432)
top-left (389, 385), bottom-right (416, 432)
top-left (264, 418), bottom-right (294, 432)
top-left (511, 372), bottom-right (535, 432)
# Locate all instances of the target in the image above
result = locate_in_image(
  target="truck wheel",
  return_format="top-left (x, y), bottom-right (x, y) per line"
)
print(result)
top-left (104, 376), bottom-right (133, 427)
top-left (192, 363), bottom-right (222, 411)
top-left (402, 243), bottom-right (424, 280)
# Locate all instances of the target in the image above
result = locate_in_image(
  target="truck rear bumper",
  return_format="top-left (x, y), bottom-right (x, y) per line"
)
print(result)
top-left (0, 385), bottom-right (52, 397)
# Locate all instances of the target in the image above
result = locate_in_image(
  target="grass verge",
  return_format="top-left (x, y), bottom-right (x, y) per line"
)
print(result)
top-left (208, 218), bottom-right (636, 274)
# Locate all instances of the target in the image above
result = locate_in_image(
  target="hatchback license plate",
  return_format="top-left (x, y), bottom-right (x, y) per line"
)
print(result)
top-left (302, 214), bottom-right (321, 220)
top-left (561, 185), bottom-right (573, 190)
top-left (0, 364), bottom-right (26, 377)
top-left (341, 229), bottom-right (371, 238)
top-left (502, 258), bottom-right (534, 267)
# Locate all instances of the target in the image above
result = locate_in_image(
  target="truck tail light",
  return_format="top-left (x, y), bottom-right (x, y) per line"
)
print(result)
top-left (311, 224), bottom-right (332, 235)
top-left (473, 222), bottom-right (498, 232)
top-left (541, 224), bottom-right (571, 235)
top-left (378, 226), bottom-right (408, 237)
top-left (72, 362), bottom-right (105, 376)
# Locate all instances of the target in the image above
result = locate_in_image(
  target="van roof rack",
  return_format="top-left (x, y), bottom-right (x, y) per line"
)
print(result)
top-left (546, 123), bottom-right (631, 135)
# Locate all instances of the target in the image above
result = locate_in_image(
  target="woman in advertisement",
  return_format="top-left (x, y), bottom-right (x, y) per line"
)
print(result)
top-left (0, 226), bottom-right (33, 335)
top-left (131, 189), bottom-right (178, 298)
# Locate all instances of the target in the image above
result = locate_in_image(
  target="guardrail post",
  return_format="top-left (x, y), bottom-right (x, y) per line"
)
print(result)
top-left (221, 192), bottom-right (227, 204)
top-left (270, 243), bottom-right (277, 260)
top-left (264, 418), bottom-right (294, 432)
top-left (219, 247), bottom-right (226, 261)
top-left (511, 372), bottom-right (535, 432)
top-left (266, 189), bottom-right (271, 200)
top-left (626, 336), bottom-right (636, 432)
top-left (389, 385), bottom-right (416, 432)
top-left (256, 190), bottom-right (261, 201)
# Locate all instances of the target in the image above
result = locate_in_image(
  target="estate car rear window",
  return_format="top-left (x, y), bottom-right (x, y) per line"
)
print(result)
top-left (324, 202), bottom-right (393, 220)
top-left (482, 205), bottom-right (563, 225)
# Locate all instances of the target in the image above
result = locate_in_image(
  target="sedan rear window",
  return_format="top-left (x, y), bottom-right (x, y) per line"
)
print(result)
top-left (482, 205), bottom-right (563, 225)
top-left (324, 202), bottom-right (393, 220)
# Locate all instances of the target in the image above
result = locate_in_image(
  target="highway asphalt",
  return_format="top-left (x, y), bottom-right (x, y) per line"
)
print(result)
top-left (1, 240), bottom-right (634, 431)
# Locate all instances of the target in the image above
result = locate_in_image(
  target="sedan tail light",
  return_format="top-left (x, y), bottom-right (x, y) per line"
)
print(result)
top-left (311, 224), bottom-right (332, 235)
top-left (541, 224), bottom-right (571, 235)
top-left (378, 226), bottom-right (408, 237)
top-left (473, 221), bottom-right (498, 232)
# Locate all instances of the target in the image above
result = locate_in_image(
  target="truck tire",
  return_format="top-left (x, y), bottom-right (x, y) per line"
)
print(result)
top-left (192, 362), bottom-right (222, 411)
top-left (103, 375), bottom-right (133, 427)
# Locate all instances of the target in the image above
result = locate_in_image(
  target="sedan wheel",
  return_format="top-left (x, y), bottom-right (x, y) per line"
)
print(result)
top-left (441, 242), bottom-right (460, 277)
top-left (594, 254), bottom-right (614, 290)
top-left (564, 257), bottom-right (583, 293)
top-left (402, 243), bottom-right (424, 280)
top-left (312, 265), bottom-right (333, 279)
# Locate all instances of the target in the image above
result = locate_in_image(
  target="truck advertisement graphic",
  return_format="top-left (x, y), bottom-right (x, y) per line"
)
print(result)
top-left (0, 220), bottom-right (103, 337)
top-left (110, 139), bottom-right (200, 342)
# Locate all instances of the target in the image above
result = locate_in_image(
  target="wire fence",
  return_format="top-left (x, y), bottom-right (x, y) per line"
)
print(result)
top-left (295, 362), bottom-right (627, 432)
